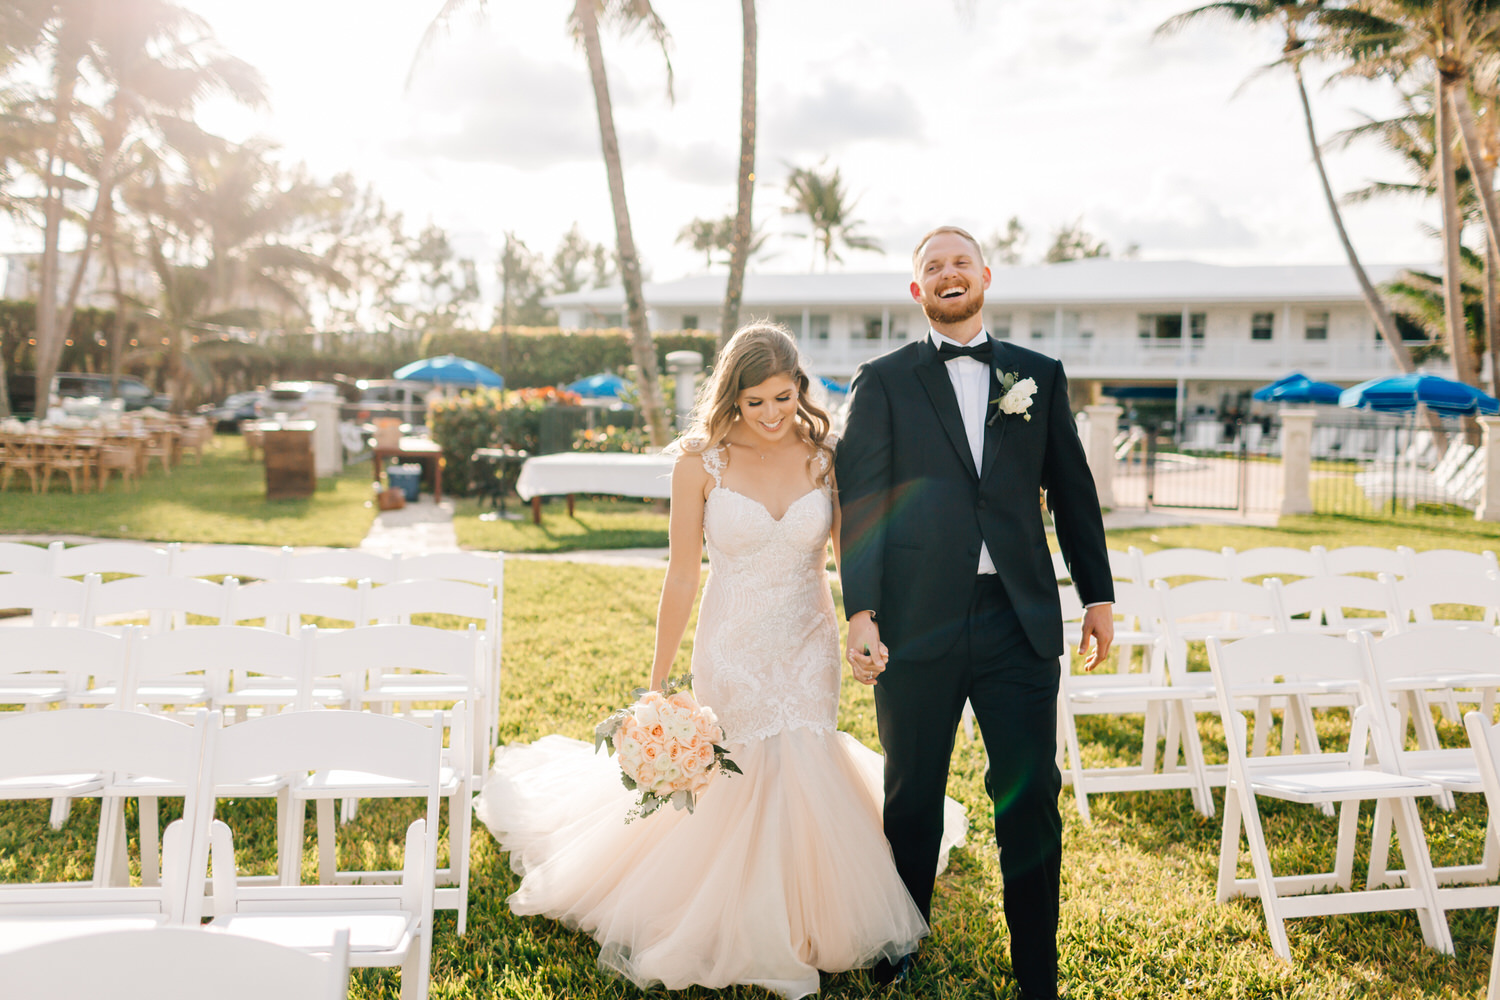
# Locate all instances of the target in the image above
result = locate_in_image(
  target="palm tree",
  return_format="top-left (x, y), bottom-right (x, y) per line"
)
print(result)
top-left (123, 138), bottom-right (349, 409)
top-left (1157, 2), bottom-right (1425, 388)
top-left (718, 0), bottom-right (757, 352)
top-left (782, 161), bottom-right (883, 271)
top-left (676, 217), bottom-right (721, 270)
top-left (414, 0), bottom-right (674, 448)
top-left (1318, 0), bottom-right (1500, 389)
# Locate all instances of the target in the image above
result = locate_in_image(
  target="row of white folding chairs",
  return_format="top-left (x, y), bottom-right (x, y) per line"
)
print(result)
top-left (1057, 577), bottom-right (1500, 823)
top-left (0, 573), bottom-right (504, 765)
top-left (0, 539), bottom-right (503, 589)
top-left (1055, 544), bottom-right (1500, 589)
top-left (0, 707), bottom-right (446, 998)
top-left (0, 926), bottom-right (351, 1000)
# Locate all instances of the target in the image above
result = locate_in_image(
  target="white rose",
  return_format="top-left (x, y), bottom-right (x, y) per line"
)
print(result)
top-left (633, 702), bottom-right (661, 730)
top-left (1001, 377), bottom-right (1037, 417)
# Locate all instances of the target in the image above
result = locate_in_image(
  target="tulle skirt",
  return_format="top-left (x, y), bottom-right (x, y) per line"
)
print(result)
top-left (474, 727), bottom-right (967, 999)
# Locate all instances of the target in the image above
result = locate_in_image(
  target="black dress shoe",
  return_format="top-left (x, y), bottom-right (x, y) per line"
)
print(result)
top-left (870, 953), bottom-right (915, 987)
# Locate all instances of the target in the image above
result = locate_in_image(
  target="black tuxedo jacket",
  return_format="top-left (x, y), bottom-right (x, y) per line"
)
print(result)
top-left (835, 336), bottom-right (1113, 662)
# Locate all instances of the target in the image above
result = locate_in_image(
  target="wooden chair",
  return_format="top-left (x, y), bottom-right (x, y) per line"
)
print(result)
top-left (41, 436), bottom-right (93, 494)
top-left (0, 433), bottom-right (43, 493)
top-left (97, 440), bottom-right (140, 490)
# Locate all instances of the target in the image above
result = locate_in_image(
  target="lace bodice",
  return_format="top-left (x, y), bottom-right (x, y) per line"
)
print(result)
top-left (691, 446), bottom-right (840, 745)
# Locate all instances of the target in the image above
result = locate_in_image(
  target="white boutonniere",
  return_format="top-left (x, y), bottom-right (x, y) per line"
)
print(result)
top-left (988, 369), bottom-right (1037, 426)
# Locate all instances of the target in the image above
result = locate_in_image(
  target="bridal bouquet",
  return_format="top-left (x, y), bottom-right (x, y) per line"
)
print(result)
top-left (595, 674), bottom-right (741, 821)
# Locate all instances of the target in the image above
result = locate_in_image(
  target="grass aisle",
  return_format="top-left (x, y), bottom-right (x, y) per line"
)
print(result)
top-left (0, 434), bottom-right (377, 546)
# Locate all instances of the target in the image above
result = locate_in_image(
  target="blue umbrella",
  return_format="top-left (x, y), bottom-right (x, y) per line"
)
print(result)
top-left (1339, 373), bottom-right (1500, 416)
top-left (817, 376), bottom-right (849, 396)
top-left (566, 372), bottom-right (629, 399)
top-left (394, 354), bottom-right (504, 388)
top-left (1252, 372), bottom-right (1344, 405)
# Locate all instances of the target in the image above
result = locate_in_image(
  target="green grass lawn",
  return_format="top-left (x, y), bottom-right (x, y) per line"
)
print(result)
top-left (452, 496), bottom-right (670, 552)
top-left (3, 557), bottom-right (1497, 998)
top-left (0, 434), bottom-right (376, 546)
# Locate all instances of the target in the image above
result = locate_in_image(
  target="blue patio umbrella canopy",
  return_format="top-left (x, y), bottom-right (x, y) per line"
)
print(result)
top-left (394, 354), bottom-right (504, 388)
top-left (818, 376), bottom-right (849, 396)
top-left (1252, 372), bottom-right (1344, 405)
top-left (566, 372), bottom-right (629, 398)
top-left (1339, 373), bottom-right (1500, 416)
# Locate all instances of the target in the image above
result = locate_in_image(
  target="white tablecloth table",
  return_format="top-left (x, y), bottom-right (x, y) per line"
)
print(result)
top-left (515, 452), bottom-right (676, 522)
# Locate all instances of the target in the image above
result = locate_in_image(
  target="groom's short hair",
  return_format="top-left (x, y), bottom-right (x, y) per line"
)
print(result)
top-left (912, 225), bottom-right (985, 275)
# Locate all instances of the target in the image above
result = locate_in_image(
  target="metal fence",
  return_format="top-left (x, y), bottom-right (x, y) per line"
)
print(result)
top-left (1109, 412), bottom-right (1481, 518)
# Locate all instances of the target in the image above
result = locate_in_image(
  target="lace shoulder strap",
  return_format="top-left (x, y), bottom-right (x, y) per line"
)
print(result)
top-left (700, 444), bottom-right (726, 487)
top-left (813, 446), bottom-right (832, 494)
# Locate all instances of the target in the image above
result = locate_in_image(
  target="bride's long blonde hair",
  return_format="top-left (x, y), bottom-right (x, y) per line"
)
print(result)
top-left (678, 322), bottom-right (833, 483)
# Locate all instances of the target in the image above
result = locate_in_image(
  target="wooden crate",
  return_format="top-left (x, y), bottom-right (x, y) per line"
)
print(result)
top-left (262, 424), bottom-right (315, 500)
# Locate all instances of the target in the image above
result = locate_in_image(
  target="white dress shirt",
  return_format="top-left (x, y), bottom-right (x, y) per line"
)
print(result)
top-left (930, 328), bottom-right (998, 575)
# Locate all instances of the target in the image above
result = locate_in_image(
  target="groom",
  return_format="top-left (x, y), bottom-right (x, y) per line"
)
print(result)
top-left (836, 226), bottom-right (1114, 1000)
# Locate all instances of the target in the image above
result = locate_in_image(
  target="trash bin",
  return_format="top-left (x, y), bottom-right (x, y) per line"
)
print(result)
top-left (387, 463), bottom-right (422, 502)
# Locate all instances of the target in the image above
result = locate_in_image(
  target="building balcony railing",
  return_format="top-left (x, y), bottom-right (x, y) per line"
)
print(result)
top-left (798, 336), bottom-right (1435, 381)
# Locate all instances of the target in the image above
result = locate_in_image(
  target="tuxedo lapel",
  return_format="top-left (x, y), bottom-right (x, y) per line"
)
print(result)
top-left (914, 340), bottom-right (979, 480)
top-left (979, 341), bottom-right (1012, 483)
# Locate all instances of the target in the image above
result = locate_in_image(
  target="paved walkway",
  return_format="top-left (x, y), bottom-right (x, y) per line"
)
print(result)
top-left (359, 497), bottom-right (459, 557)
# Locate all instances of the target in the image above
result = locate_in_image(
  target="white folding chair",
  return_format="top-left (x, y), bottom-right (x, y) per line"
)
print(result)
top-left (1459, 712), bottom-right (1500, 1000)
top-left (205, 710), bottom-right (440, 1000)
top-left (0, 541), bottom-right (56, 575)
top-left (230, 579), bottom-right (370, 636)
top-left (53, 541), bottom-right (172, 580)
top-left (173, 543), bottom-right (293, 583)
top-left (1362, 630), bottom-right (1500, 895)
top-left (1206, 634), bottom-right (1453, 961)
top-left (1270, 575), bottom-right (1400, 637)
top-left (1387, 569), bottom-right (1500, 632)
top-left (0, 572), bottom-right (96, 626)
top-left (0, 926), bottom-right (351, 1000)
top-left (0, 627), bottom-right (125, 712)
top-left (87, 576), bottom-right (237, 634)
top-left (1317, 545), bottom-right (1406, 579)
top-left (1400, 546), bottom-right (1499, 584)
top-left (393, 551), bottom-right (503, 589)
top-left (1131, 545), bottom-right (1235, 586)
top-left (0, 708), bottom-right (214, 946)
top-left (311, 626), bottom-right (479, 932)
top-left (365, 579), bottom-right (501, 766)
top-left (286, 549), bottom-right (404, 584)
top-left (1231, 546), bottom-right (1323, 583)
top-left (1056, 584), bottom-right (1211, 823)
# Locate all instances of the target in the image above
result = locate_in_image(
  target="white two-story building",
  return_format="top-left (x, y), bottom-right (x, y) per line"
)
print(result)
top-left (547, 258), bottom-right (1446, 421)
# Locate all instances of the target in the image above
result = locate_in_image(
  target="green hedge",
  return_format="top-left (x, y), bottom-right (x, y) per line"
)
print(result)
top-left (423, 327), bottom-right (717, 389)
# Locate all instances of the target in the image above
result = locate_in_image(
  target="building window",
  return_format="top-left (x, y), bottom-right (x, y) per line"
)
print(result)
top-left (1251, 311), bottom-right (1274, 341)
top-left (1030, 312), bottom-right (1052, 343)
top-left (863, 316), bottom-right (884, 340)
top-left (1304, 310), bottom-right (1329, 341)
top-left (773, 314), bottom-right (803, 339)
top-left (890, 316), bottom-right (908, 341)
top-left (680, 314), bottom-right (699, 330)
top-left (809, 314), bottom-right (830, 342)
top-left (1137, 312), bottom-right (1204, 344)
top-left (599, 311), bottom-right (623, 327)
top-left (990, 312), bottom-right (1012, 339)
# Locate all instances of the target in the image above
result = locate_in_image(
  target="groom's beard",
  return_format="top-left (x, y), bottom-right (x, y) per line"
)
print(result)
top-left (920, 287), bottom-right (985, 326)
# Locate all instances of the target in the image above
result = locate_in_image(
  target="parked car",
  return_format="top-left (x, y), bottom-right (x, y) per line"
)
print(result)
top-left (341, 378), bottom-right (430, 425)
top-left (257, 381), bottom-right (342, 419)
top-left (198, 389), bottom-right (268, 431)
top-left (5, 371), bottom-right (171, 415)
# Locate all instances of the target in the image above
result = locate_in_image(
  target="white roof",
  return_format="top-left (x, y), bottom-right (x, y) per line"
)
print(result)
top-left (545, 259), bottom-right (1411, 309)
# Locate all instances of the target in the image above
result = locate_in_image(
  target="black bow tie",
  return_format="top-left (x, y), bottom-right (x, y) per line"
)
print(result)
top-left (936, 339), bottom-right (993, 362)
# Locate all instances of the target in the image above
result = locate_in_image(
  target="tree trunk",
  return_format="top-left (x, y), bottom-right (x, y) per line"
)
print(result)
top-left (33, 60), bottom-right (82, 423)
top-left (1294, 64), bottom-right (1447, 447)
top-left (718, 0), bottom-right (757, 353)
top-left (1435, 72), bottom-right (1480, 386)
top-left (104, 199), bottom-right (125, 399)
top-left (1451, 84), bottom-right (1500, 394)
top-left (575, 0), bottom-right (670, 449)
top-left (1489, 231), bottom-right (1500, 397)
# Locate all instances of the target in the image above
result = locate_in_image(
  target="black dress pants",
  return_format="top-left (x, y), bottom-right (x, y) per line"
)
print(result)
top-left (873, 574), bottom-right (1063, 1000)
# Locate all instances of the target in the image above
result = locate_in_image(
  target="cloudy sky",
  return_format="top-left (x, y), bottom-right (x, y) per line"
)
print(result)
top-left (10, 0), bottom-right (1442, 295)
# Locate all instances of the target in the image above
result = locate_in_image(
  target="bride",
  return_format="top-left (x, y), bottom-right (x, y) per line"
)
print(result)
top-left (474, 323), bottom-right (965, 998)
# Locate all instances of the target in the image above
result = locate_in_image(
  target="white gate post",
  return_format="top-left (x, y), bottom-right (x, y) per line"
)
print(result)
top-left (1083, 404), bottom-right (1122, 509)
top-left (1474, 416), bottom-right (1500, 521)
top-left (1279, 409), bottom-right (1316, 516)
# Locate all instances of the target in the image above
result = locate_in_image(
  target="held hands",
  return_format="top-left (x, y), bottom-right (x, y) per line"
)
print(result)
top-left (846, 612), bottom-right (888, 686)
top-left (1078, 603), bottom-right (1115, 672)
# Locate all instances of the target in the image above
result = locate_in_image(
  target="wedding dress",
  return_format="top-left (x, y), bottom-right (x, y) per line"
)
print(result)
top-left (474, 445), bottom-right (967, 999)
